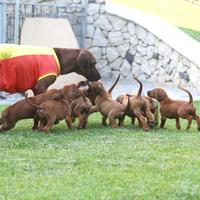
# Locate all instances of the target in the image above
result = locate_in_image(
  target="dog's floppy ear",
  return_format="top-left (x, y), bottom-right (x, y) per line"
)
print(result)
top-left (77, 50), bottom-right (93, 71)
top-left (156, 90), bottom-right (166, 101)
top-left (121, 96), bottom-right (129, 109)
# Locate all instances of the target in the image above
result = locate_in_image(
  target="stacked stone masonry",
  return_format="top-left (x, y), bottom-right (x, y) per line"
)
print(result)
top-left (86, 1), bottom-right (200, 89)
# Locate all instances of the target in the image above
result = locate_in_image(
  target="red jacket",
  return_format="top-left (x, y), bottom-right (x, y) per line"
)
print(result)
top-left (0, 44), bottom-right (60, 93)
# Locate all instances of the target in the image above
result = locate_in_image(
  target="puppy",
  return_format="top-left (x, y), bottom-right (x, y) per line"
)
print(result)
top-left (143, 96), bottom-right (159, 126)
top-left (116, 77), bottom-right (155, 131)
top-left (0, 89), bottom-right (62, 132)
top-left (88, 80), bottom-right (124, 128)
top-left (27, 99), bottom-right (72, 133)
top-left (78, 74), bottom-right (120, 105)
top-left (116, 94), bottom-right (158, 128)
top-left (70, 91), bottom-right (92, 129)
top-left (29, 83), bottom-right (82, 130)
top-left (147, 87), bottom-right (200, 130)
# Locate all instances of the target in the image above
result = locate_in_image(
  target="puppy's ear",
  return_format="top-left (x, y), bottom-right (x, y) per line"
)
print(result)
top-left (77, 81), bottom-right (87, 88)
top-left (121, 96), bottom-right (129, 109)
top-left (157, 91), bottom-right (166, 101)
top-left (51, 92), bottom-right (62, 100)
top-left (126, 93), bottom-right (132, 97)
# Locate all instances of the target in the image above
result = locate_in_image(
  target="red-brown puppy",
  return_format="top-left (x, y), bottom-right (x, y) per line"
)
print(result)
top-left (147, 87), bottom-right (200, 130)
top-left (28, 84), bottom-right (82, 130)
top-left (78, 74), bottom-right (120, 105)
top-left (116, 77), bottom-right (155, 131)
top-left (116, 94), bottom-right (158, 128)
top-left (31, 99), bottom-right (72, 133)
top-left (88, 80), bottom-right (125, 128)
top-left (70, 92), bottom-right (92, 129)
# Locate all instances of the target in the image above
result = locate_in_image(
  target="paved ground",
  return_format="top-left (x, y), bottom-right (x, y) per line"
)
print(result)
top-left (0, 78), bottom-right (200, 105)
top-left (102, 78), bottom-right (200, 101)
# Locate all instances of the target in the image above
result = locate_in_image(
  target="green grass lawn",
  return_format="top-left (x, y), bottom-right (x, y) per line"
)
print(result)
top-left (113, 0), bottom-right (200, 42)
top-left (1, 102), bottom-right (200, 199)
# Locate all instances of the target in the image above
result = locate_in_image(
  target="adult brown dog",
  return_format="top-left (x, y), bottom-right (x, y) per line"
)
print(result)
top-left (88, 80), bottom-right (124, 128)
top-left (116, 77), bottom-right (155, 131)
top-left (147, 88), bottom-right (200, 130)
top-left (0, 44), bottom-right (101, 95)
top-left (70, 92), bottom-right (92, 129)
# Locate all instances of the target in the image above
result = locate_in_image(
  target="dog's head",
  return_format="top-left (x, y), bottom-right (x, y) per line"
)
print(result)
top-left (116, 94), bottom-right (130, 110)
top-left (77, 49), bottom-right (101, 81)
top-left (60, 84), bottom-right (81, 101)
top-left (77, 81), bottom-right (89, 93)
top-left (86, 80), bottom-right (106, 96)
top-left (147, 88), bottom-right (167, 102)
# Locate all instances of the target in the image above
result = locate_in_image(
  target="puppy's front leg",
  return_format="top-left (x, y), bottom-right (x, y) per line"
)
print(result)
top-left (102, 114), bottom-right (107, 126)
top-left (175, 118), bottom-right (181, 130)
top-left (160, 116), bottom-right (166, 128)
top-left (65, 115), bottom-right (72, 129)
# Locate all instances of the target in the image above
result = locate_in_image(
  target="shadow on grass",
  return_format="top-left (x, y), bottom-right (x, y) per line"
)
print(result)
top-left (179, 27), bottom-right (200, 42)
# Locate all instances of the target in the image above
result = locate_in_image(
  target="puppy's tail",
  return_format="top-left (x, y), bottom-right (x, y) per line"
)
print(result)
top-left (133, 77), bottom-right (143, 97)
top-left (108, 74), bottom-right (120, 94)
top-left (0, 109), bottom-right (8, 127)
top-left (179, 87), bottom-right (193, 104)
top-left (25, 96), bottom-right (43, 110)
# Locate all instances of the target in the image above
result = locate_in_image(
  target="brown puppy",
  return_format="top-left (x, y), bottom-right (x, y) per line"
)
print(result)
top-left (78, 74), bottom-right (121, 105)
top-left (70, 92), bottom-right (92, 129)
top-left (29, 99), bottom-right (72, 133)
top-left (0, 89), bottom-right (62, 132)
top-left (116, 94), bottom-right (158, 128)
top-left (88, 80), bottom-right (124, 128)
top-left (116, 77), bottom-right (155, 131)
top-left (147, 88), bottom-right (200, 130)
top-left (29, 83), bottom-right (81, 130)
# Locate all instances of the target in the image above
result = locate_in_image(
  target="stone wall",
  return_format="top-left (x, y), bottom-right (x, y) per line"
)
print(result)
top-left (86, 0), bottom-right (200, 89)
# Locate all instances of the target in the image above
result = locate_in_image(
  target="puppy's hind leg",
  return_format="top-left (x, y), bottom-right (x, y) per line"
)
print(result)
top-left (185, 115), bottom-right (193, 130)
top-left (118, 114), bottom-right (125, 127)
top-left (194, 115), bottom-right (200, 131)
top-left (73, 108), bottom-right (83, 129)
top-left (160, 116), bottom-right (167, 129)
top-left (43, 117), bottom-right (55, 133)
top-left (108, 111), bottom-right (117, 128)
top-left (0, 121), bottom-right (15, 132)
top-left (102, 114), bottom-right (107, 126)
top-left (134, 109), bottom-right (149, 131)
top-left (82, 114), bottom-right (88, 129)
top-left (65, 115), bottom-right (72, 129)
top-left (32, 115), bottom-right (40, 130)
top-left (175, 117), bottom-right (181, 130)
